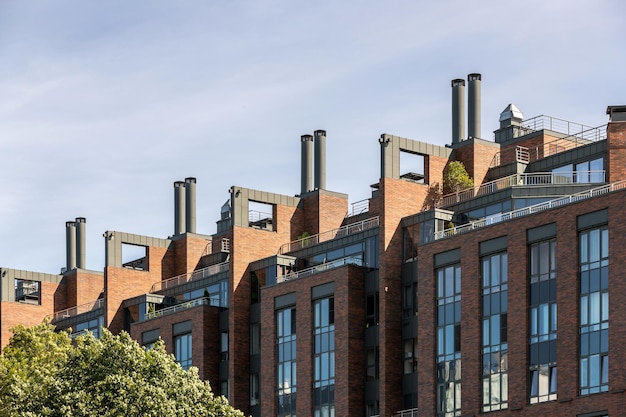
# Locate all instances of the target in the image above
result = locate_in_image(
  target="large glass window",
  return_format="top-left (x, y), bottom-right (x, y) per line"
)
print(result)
top-left (437, 264), bottom-right (461, 417)
top-left (277, 307), bottom-right (297, 417)
top-left (529, 240), bottom-right (557, 403)
top-left (482, 252), bottom-right (508, 412)
top-left (579, 227), bottom-right (609, 395)
top-left (313, 297), bottom-right (335, 417)
top-left (174, 333), bottom-right (192, 370)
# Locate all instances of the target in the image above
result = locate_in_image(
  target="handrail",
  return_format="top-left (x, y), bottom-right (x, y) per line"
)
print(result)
top-left (48, 298), bottom-right (105, 322)
top-left (393, 408), bottom-right (419, 417)
top-left (144, 297), bottom-right (216, 320)
top-left (521, 115), bottom-right (604, 139)
top-left (150, 261), bottom-right (229, 293)
top-left (278, 216), bottom-right (379, 254)
top-left (439, 171), bottom-right (605, 208)
top-left (201, 238), bottom-right (230, 257)
top-left (490, 124), bottom-right (606, 167)
top-left (270, 256), bottom-right (363, 286)
top-left (350, 199), bottom-right (369, 216)
top-left (435, 180), bottom-right (626, 240)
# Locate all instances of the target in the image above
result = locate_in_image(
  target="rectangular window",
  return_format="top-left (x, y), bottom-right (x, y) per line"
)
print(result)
top-left (436, 264), bottom-right (461, 417)
top-left (482, 252), bottom-right (508, 412)
top-left (529, 239), bottom-right (557, 404)
top-left (14, 279), bottom-right (40, 304)
top-left (579, 227), bottom-right (609, 395)
top-left (174, 333), bottom-right (192, 370)
top-left (277, 306), bottom-right (297, 417)
top-left (313, 297), bottom-right (335, 417)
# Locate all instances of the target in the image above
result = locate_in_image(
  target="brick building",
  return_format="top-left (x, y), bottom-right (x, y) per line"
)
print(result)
top-left (1, 74), bottom-right (625, 417)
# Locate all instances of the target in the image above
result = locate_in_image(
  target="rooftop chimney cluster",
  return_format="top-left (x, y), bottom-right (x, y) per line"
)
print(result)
top-left (173, 177), bottom-right (197, 235)
top-left (300, 130), bottom-right (327, 194)
top-left (65, 217), bottom-right (86, 271)
top-left (451, 73), bottom-right (482, 144)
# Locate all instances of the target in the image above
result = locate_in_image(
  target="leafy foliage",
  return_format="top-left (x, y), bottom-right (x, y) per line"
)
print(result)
top-left (0, 324), bottom-right (244, 417)
top-left (443, 161), bottom-right (474, 194)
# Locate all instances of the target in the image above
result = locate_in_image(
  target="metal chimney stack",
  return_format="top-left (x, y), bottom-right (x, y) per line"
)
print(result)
top-left (185, 177), bottom-right (196, 234)
top-left (451, 79), bottom-right (466, 144)
top-left (301, 134), bottom-right (314, 194)
top-left (66, 221), bottom-right (77, 271)
top-left (314, 130), bottom-right (327, 190)
top-left (75, 217), bottom-right (86, 269)
top-left (174, 181), bottom-right (186, 235)
top-left (468, 73), bottom-right (482, 139)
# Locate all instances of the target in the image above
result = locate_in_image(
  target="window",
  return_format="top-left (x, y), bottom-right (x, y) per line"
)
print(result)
top-left (482, 252), bottom-right (508, 412)
top-left (74, 316), bottom-right (104, 339)
top-left (579, 227), bottom-right (609, 395)
top-left (366, 292), bottom-right (379, 327)
top-left (404, 338), bottom-right (418, 374)
top-left (277, 307), bottom-right (297, 417)
top-left (250, 323), bottom-right (260, 355)
top-left (174, 333), bottom-right (192, 370)
top-left (14, 279), bottom-right (40, 304)
top-left (403, 283), bottom-right (418, 318)
top-left (529, 240), bottom-right (557, 404)
top-left (250, 374), bottom-right (260, 406)
top-left (313, 297), bottom-right (335, 417)
top-left (437, 264), bottom-right (461, 417)
top-left (221, 332), bottom-right (228, 361)
top-left (366, 348), bottom-right (379, 381)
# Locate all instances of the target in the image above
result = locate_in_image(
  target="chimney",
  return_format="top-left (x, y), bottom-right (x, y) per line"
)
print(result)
top-left (174, 181), bottom-right (186, 235)
top-left (66, 221), bottom-right (77, 271)
top-left (185, 177), bottom-right (197, 234)
top-left (468, 73), bottom-right (482, 139)
top-left (451, 79), bottom-right (465, 144)
top-left (75, 217), bottom-right (86, 269)
top-left (314, 129), bottom-right (327, 190)
top-left (301, 134), bottom-right (314, 194)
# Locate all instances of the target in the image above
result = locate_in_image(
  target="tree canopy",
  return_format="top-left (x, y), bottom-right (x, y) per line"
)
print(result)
top-left (443, 161), bottom-right (474, 194)
top-left (0, 323), bottom-right (244, 417)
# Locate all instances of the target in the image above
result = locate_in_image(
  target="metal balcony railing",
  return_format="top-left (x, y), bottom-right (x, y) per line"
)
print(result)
top-left (393, 408), bottom-right (419, 417)
top-left (270, 256), bottom-right (363, 286)
top-left (435, 180), bottom-right (626, 240)
top-left (278, 217), bottom-right (379, 254)
top-left (48, 298), bottom-right (105, 323)
top-left (145, 297), bottom-right (216, 320)
top-left (439, 171), bottom-right (605, 208)
top-left (201, 238), bottom-right (230, 257)
top-left (490, 123), bottom-right (606, 168)
top-left (350, 199), bottom-right (370, 215)
top-left (150, 261), bottom-right (229, 293)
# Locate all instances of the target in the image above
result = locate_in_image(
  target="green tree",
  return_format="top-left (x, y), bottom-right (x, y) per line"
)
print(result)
top-left (443, 161), bottom-right (474, 194)
top-left (0, 323), bottom-right (244, 417)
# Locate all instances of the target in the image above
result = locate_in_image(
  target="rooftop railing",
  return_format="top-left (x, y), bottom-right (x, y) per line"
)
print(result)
top-left (48, 298), bottom-right (105, 323)
top-left (150, 261), bottom-right (229, 293)
top-left (435, 180), bottom-right (626, 240)
top-left (490, 123), bottom-right (607, 168)
top-left (393, 408), bottom-right (419, 417)
top-left (278, 216), bottom-right (379, 254)
top-left (439, 171), bottom-right (605, 207)
top-left (201, 237), bottom-right (230, 257)
top-left (145, 297), bottom-right (215, 320)
top-left (350, 199), bottom-right (369, 216)
top-left (521, 115), bottom-right (604, 139)
top-left (271, 256), bottom-right (363, 286)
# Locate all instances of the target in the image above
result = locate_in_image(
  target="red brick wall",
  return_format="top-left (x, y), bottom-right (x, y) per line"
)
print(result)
top-left (0, 280), bottom-right (65, 348)
top-left (130, 304), bottom-right (221, 387)
top-left (65, 270), bottom-right (104, 307)
top-left (260, 265), bottom-right (365, 417)
top-left (378, 177), bottom-right (428, 417)
top-left (454, 140), bottom-right (500, 186)
top-left (607, 122), bottom-right (626, 182)
top-left (416, 188), bottom-right (626, 416)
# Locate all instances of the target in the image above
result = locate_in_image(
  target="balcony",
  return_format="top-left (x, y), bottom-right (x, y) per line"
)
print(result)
top-left (48, 298), bottom-right (105, 323)
top-left (278, 217), bottom-right (379, 254)
top-left (439, 171), bottom-right (605, 208)
top-left (144, 297), bottom-right (215, 320)
top-left (150, 261), bottom-right (229, 293)
top-left (435, 180), bottom-right (626, 240)
top-left (269, 256), bottom-right (363, 286)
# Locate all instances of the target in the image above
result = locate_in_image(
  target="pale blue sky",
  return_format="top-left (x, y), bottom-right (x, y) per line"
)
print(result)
top-left (1, 0), bottom-right (624, 273)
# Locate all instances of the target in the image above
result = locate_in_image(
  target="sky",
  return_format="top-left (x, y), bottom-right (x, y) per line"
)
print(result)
top-left (1, 0), bottom-right (625, 274)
